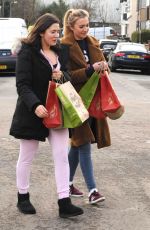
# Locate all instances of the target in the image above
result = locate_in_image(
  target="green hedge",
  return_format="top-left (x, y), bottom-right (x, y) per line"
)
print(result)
top-left (131, 30), bottom-right (150, 43)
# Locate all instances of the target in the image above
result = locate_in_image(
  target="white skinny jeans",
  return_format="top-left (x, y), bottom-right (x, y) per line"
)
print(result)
top-left (16, 128), bottom-right (69, 199)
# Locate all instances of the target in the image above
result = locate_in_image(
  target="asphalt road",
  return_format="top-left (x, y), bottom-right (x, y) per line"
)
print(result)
top-left (0, 71), bottom-right (150, 230)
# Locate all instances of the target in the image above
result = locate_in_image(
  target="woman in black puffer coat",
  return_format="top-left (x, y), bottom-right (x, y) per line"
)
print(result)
top-left (10, 13), bottom-right (83, 218)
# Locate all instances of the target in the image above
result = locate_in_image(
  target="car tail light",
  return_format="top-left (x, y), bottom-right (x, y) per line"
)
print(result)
top-left (115, 52), bottom-right (125, 57)
top-left (143, 54), bottom-right (150, 60)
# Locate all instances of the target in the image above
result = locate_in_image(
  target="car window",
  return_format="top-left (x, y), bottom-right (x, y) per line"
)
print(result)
top-left (1, 26), bottom-right (27, 40)
top-left (110, 29), bottom-right (116, 36)
top-left (102, 44), bottom-right (117, 49)
top-left (117, 44), bottom-right (147, 52)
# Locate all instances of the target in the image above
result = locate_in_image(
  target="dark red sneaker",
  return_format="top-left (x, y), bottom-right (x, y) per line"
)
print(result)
top-left (89, 190), bottom-right (105, 204)
top-left (69, 184), bottom-right (84, 197)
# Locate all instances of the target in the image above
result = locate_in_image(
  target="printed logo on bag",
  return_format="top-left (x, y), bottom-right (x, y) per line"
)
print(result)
top-left (69, 92), bottom-right (88, 116)
top-left (69, 92), bottom-right (81, 108)
top-left (49, 105), bottom-right (57, 119)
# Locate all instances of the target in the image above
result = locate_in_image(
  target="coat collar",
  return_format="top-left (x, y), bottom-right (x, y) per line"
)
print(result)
top-left (61, 32), bottom-right (99, 47)
top-left (61, 32), bottom-right (102, 66)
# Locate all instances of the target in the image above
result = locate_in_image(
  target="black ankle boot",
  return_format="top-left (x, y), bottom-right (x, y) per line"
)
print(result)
top-left (17, 192), bottom-right (36, 214)
top-left (58, 197), bottom-right (83, 218)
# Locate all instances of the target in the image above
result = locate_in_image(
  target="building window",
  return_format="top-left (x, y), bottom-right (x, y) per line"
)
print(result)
top-left (137, 0), bottom-right (147, 10)
top-left (123, 13), bottom-right (127, 20)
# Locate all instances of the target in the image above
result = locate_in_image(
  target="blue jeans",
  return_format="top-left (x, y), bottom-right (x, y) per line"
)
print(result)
top-left (69, 142), bottom-right (96, 191)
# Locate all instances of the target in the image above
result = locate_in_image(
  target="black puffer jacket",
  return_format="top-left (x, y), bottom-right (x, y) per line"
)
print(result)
top-left (10, 43), bottom-right (68, 141)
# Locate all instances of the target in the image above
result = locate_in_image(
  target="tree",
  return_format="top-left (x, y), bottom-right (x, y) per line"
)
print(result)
top-left (131, 30), bottom-right (150, 43)
top-left (11, 0), bottom-right (40, 26)
top-left (70, 0), bottom-right (112, 23)
top-left (39, 0), bottom-right (69, 27)
top-left (71, 0), bottom-right (97, 18)
top-left (3, 1), bottom-right (10, 17)
top-left (6, 0), bottom-right (69, 26)
top-left (71, 0), bottom-right (120, 24)
top-left (97, 1), bottom-right (108, 23)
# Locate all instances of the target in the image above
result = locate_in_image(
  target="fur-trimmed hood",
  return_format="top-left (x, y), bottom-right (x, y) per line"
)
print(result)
top-left (11, 38), bottom-right (22, 55)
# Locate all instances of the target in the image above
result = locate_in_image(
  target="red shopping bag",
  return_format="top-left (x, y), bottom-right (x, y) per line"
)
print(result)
top-left (101, 72), bottom-right (124, 120)
top-left (88, 81), bottom-right (106, 119)
top-left (43, 81), bottom-right (62, 128)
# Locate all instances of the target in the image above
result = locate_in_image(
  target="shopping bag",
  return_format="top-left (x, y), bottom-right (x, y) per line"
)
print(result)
top-left (43, 81), bottom-right (62, 128)
top-left (55, 81), bottom-right (89, 128)
top-left (79, 71), bottom-right (100, 109)
top-left (61, 106), bottom-right (75, 128)
top-left (88, 82), bottom-right (106, 119)
top-left (101, 72), bottom-right (124, 120)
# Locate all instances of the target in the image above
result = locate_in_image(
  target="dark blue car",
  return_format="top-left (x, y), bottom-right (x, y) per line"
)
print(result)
top-left (108, 42), bottom-right (150, 74)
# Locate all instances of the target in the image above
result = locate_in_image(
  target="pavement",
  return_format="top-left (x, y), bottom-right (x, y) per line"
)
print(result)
top-left (0, 72), bottom-right (150, 230)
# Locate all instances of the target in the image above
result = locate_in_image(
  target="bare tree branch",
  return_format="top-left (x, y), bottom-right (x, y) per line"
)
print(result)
top-left (12, 0), bottom-right (40, 25)
top-left (71, 0), bottom-right (97, 18)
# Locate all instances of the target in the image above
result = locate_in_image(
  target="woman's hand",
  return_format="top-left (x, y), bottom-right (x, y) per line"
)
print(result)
top-left (92, 61), bottom-right (108, 73)
top-left (52, 70), bottom-right (62, 80)
top-left (35, 105), bottom-right (48, 118)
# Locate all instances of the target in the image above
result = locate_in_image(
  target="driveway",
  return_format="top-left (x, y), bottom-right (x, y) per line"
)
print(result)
top-left (0, 73), bottom-right (150, 230)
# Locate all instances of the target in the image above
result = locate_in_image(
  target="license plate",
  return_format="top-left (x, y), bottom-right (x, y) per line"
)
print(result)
top-left (127, 55), bottom-right (141, 59)
top-left (0, 65), bottom-right (7, 70)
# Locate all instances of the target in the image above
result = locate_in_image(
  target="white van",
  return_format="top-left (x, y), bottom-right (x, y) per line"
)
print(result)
top-left (88, 27), bottom-right (117, 40)
top-left (0, 18), bottom-right (28, 48)
top-left (0, 18), bottom-right (28, 73)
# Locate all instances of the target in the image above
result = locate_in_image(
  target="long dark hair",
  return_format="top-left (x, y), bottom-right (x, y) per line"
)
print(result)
top-left (23, 13), bottom-right (60, 52)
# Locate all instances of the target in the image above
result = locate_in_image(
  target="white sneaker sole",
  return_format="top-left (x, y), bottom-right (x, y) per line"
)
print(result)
top-left (89, 196), bottom-right (105, 204)
top-left (69, 194), bottom-right (84, 197)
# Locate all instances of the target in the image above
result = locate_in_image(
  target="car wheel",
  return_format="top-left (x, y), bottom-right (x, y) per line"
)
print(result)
top-left (110, 65), bottom-right (116, 72)
top-left (108, 58), bottom-right (116, 72)
top-left (141, 69), bottom-right (150, 75)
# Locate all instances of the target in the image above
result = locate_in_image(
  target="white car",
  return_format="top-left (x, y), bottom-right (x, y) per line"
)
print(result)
top-left (99, 39), bottom-right (118, 61)
top-left (0, 18), bottom-right (28, 73)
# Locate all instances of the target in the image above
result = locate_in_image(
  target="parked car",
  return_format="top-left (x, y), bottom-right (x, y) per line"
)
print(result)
top-left (0, 18), bottom-right (28, 74)
top-left (0, 41), bottom-right (17, 73)
top-left (99, 39), bottom-right (118, 61)
top-left (108, 42), bottom-right (150, 74)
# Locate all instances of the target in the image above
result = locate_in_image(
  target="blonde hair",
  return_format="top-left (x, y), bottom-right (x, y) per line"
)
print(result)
top-left (63, 9), bottom-right (89, 36)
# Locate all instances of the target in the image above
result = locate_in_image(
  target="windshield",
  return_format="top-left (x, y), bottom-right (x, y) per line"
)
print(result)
top-left (117, 44), bottom-right (147, 52)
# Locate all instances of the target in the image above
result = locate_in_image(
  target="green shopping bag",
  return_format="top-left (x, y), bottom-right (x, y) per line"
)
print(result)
top-left (79, 71), bottom-right (100, 109)
top-left (62, 107), bottom-right (76, 128)
top-left (55, 81), bottom-right (89, 128)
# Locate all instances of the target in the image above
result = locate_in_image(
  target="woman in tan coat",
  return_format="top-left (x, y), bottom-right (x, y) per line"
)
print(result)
top-left (61, 9), bottom-right (111, 204)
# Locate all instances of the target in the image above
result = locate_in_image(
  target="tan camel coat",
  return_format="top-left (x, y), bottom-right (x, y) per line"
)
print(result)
top-left (61, 33), bottom-right (111, 149)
